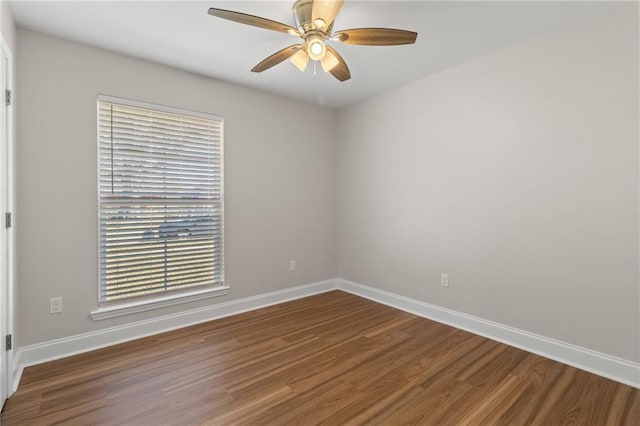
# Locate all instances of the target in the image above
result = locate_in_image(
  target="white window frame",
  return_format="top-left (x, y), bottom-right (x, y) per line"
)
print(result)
top-left (91, 95), bottom-right (227, 321)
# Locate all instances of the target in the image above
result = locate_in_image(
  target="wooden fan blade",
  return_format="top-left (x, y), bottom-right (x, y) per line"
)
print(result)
top-left (208, 8), bottom-right (300, 37)
top-left (252, 45), bottom-right (304, 73)
top-left (325, 46), bottom-right (350, 82)
top-left (334, 28), bottom-right (417, 45)
top-left (311, 0), bottom-right (344, 27)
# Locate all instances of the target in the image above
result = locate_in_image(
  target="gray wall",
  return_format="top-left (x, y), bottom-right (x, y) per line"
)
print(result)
top-left (337, 5), bottom-right (639, 362)
top-left (16, 29), bottom-right (337, 346)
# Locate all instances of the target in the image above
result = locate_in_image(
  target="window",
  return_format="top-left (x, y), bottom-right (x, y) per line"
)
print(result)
top-left (97, 96), bottom-right (224, 306)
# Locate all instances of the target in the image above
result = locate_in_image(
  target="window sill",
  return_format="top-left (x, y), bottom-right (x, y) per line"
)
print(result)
top-left (90, 286), bottom-right (230, 321)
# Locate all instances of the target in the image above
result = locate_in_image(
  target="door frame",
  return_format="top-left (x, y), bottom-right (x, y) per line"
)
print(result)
top-left (0, 35), bottom-right (15, 403)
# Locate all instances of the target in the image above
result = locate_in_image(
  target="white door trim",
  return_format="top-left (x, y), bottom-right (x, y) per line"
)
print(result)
top-left (0, 36), bottom-right (15, 402)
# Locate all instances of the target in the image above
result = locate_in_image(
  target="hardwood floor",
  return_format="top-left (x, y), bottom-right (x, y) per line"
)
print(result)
top-left (2, 290), bottom-right (639, 425)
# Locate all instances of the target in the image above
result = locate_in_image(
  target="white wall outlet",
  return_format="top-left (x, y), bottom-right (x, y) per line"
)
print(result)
top-left (441, 273), bottom-right (449, 287)
top-left (50, 297), bottom-right (63, 314)
top-left (289, 260), bottom-right (296, 272)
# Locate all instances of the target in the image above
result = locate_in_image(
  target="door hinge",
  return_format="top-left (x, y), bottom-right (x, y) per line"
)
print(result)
top-left (5, 212), bottom-right (11, 228)
top-left (6, 334), bottom-right (11, 351)
top-left (5, 89), bottom-right (11, 106)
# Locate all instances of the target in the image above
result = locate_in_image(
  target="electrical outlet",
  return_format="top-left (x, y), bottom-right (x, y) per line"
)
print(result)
top-left (440, 273), bottom-right (449, 288)
top-left (50, 297), bottom-right (63, 314)
top-left (289, 260), bottom-right (296, 272)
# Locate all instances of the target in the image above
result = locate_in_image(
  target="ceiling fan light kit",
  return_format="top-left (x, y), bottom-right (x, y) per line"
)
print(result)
top-left (207, 0), bottom-right (418, 82)
top-left (290, 49), bottom-right (310, 71)
top-left (306, 34), bottom-right (327, 61)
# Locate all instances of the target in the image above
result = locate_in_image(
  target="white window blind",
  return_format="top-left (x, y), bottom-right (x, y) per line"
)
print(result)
top-left (98, 97), bottom-right (224, 303)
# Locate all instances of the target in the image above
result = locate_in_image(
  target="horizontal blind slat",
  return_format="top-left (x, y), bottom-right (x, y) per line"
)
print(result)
top-left (104, 281), bottom-right (222, 301)
top-left (105, 272), bottom-right (219, 294)
top-left (99, 105), bottom-right (220, 128)
top-left (99, 128), bottom-right (221, 148)
top-left (102, 256), bottom-right (220, 273)
top-left (104, 250), bottom-right (222, 265)
top-left (106, 266), bottom-right (217, 287)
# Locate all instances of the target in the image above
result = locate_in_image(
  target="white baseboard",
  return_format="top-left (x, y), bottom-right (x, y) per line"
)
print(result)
top-left (11, 277), bottom-right (639, 396)
top-left (337, 278), bottom-right (640, 389)
top-left (11, 278), bottom-right (338, 395)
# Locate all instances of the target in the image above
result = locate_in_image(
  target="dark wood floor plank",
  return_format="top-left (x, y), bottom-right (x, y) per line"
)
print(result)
top-left (2, 290), bottom-right (638, 425)
top-left (497, 354), bottom-right (566, 424)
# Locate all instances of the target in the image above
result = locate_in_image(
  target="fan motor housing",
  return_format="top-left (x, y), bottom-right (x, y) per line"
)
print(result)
top-left (293, 0), bottom-right (332, 34)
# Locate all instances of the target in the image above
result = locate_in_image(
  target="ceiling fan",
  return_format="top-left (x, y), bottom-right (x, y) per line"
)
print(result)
top-left (207, 0), bottom-right (418, 82)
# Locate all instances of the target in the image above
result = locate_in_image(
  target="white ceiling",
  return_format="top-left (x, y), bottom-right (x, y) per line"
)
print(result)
top-left (9, 1), bottom-right (618, 108)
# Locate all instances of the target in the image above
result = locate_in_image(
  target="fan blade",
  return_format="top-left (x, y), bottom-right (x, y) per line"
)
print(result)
top-left (311, 0), bottom-right (344, 28)
top-left (208, 8), bottom-right (300, 37)
top-left (252, 45), bottom-right (304, 73)
top-left (290, 49), bottom-right (310, 72)
top-left (334, 28), bottom-right (417, 45)
top-left (325, 46), bottom-right (350, 82)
